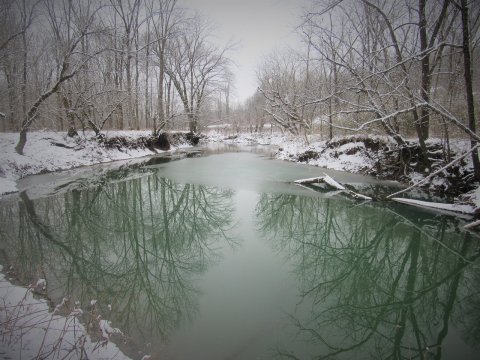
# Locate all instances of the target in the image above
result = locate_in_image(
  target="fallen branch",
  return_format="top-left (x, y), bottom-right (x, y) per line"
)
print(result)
top-left (323, 174), bottom-right (346, 190)
top-left (293, 176), bottom-right (324, 185)
top-left (49, 141), bottom-right (77, 149)
top-left (294, 174), bottom-right (372, 200)
top-left (391, 197), bottom-right (476, 215)
top-left (294, 174), bottom-right (346, 190)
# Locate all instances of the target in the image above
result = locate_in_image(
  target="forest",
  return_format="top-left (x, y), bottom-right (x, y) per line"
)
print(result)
top-left (0, 0), bottom-right (479, 181)
top-left (1, 2), bottom-right (480, 358)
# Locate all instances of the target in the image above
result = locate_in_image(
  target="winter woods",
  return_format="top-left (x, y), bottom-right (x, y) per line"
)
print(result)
top-left (256, 0), bottom-right (480, 178)
top-left (0, 0), bottom-right (233, 153)
top-left (1, 0), bottom-right (479, 179)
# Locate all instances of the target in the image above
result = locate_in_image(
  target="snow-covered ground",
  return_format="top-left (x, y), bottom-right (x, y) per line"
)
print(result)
top-left (0, 130), bottom-right (478, 357)
top-left (204, 131), bottom-right (480, 210)
top-left (1, 130), bottom-right (479, 207)
top-left (208, 131), bottom-right (474, 179)
top-left (208, 131), bottom-right (393, 172)
top-left (0, 131), bottom-right (193, 197)
top-left (0, 265), bottom-right (133, 360)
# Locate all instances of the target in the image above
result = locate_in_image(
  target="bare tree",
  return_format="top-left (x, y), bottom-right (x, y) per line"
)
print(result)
top-left (148, 0), bottom-right (182, 134)
top-left (15, 0), bottom-right (100, 154)
top-left (264, 0), bottom-right (478, 176)
top-left (109, 0), bottom-right (141, 130)
top-left (257, 49), bottom-right (314, 135)
top-left (457, 0), bottom-right (480, 180)
top-left (0, 0), bottom-right (39, 131)
top-left (165, 14), bottom-right (233, 133)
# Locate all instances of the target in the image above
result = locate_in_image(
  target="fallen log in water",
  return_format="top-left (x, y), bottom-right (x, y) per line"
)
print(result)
top-left (294, 174), bottom-right (372, 201)
top-left (391, 197), bottom-right (476, 215)
top-left (294, 174), bottom-right (345, 189)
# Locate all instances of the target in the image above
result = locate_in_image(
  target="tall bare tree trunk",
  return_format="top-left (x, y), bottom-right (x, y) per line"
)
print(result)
top-left (126, 34), bottom-right (133, 129)
top-left (461, 0), bottom-right (480, 181)
top-left (166, 78), bottom-right (172, 125)
top-left (134, 17), bottom-right (140, 129)
top-left (60, 88), bottom-right (78, 137)
top-left (157, 49), bottom-right (165, 134)
top-left (21, 30), bottom-right (27, 122)
top-left (5, 62), bottom-right (17, 130)
top-left (418, 0), bottom-right (430, 142)
top-left (113, 11), bottom-right (124, 130)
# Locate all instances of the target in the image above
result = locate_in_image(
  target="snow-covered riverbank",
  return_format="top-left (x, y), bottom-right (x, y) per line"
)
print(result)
top-left (209, 132), bottom-right (478, 196)
top-left (0, 131), bottom-right (192, 197)
top-left (1, 130), bottom-right (478, 203)
top-left (0, 265), bottom-right (132, 359)
top-left (0, 130), bottom-right (478, 358)
top-left (206, 131), bottom-right (480, 215)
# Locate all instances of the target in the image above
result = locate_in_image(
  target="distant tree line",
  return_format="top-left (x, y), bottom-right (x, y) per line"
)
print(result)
top-left (0, 0), bottom-right (234, 154)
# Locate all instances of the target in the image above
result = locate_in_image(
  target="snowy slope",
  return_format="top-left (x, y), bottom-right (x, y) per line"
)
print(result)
top-left (0, 131), bottom-right (175, 196)
top-left (0, 266), bottom-right (132, 359)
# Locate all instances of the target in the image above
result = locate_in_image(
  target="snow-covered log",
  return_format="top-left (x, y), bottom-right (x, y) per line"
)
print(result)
top-left (392, 197), bottom-right (476, 215)
top-left (294, 176), bottom-right (327, 185)
top-left (295, 174), bottom-right (346, 190)
top-left (323, 174), bottom-right (346, 190)
top-left (294, 175), bottom-right (372, 200)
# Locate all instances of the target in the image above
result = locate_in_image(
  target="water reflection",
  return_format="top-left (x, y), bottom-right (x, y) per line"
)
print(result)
top-left (0, 173), bottom-right (235, 352)
top-left (256, 193), bottom-right (480, 359)
top-left (1, 152), bottom-right (480, 359)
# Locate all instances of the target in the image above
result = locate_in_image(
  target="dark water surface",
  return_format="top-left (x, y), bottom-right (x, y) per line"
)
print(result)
top-left (0, 145), bottom-right (479, 359)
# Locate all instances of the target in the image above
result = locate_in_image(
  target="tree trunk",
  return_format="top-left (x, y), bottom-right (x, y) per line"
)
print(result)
top-left (61, 89), bottom-right (78, 137)
top-left (461, 0), bottom-right (480, 181)
top-left (126, 35), bottom-right (133, 129)
top-left (21, 31), bottom-right (27, 122)
top-left (15, 129), bottom-right (27, 155)
top-left (328, 97), bottom-right (333, 141)
top-left (113, 12), bottom-right (124, 130)
top-left (6, 68), bottom-right (16, 131)
top-left (134, 24), bottom-right (140, 130)
top-left (166, 78), bottom-right (172, 124)
top-left (418, 0), bottom-right (430, 142)
top-left (15, 57), bottom-right (77, 154)
top-left (156, 43), bottom-right (166, 136)
top-left (189, 114), bottom-right (196, 133)
top-left (145, 21), bottom-right (150, 129)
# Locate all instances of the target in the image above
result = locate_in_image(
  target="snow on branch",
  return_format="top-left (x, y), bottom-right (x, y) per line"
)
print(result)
top-left (294, 174), bottom-right (372, 200)
top-left (391, 197), bottom-right (476, 215)
top-left (317, 103), bottom-right (427, 133)
top-left (426, 100), bottom-right (480, 142)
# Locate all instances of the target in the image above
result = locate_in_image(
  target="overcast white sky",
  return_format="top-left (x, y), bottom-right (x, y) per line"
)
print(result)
top-left (179, 0), bottom-right (310, 103)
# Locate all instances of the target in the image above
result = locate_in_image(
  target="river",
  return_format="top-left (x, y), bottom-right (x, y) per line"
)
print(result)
top-left (0, 145), bottom-right (478, 359)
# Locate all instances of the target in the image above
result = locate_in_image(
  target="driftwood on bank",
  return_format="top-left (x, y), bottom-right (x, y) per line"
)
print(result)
top-left (294, 174), bottom-right (372, 201)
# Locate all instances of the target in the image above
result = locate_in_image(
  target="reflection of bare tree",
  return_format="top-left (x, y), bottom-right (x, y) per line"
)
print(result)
top-left (256, 193), bottom-right (480, 359)
top-left (459, 269), bottom-right (480, 349)
top-left (0, 173), bottom-right (235, 350)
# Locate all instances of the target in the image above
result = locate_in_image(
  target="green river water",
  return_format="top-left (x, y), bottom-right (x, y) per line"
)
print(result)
top-left (0, 145), bottom-right (479, 359)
